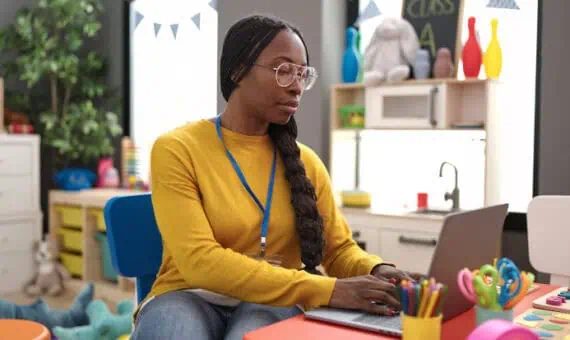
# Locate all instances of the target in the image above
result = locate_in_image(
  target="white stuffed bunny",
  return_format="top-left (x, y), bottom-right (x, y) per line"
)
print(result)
top-left (362, 17), bottom-right (420, 85)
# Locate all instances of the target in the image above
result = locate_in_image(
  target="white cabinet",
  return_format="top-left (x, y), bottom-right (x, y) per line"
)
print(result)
top-left (344, 208), bottom-right (443, 275)
top-left (0, 134), bottom-right (43, 293)
top-left (365, 84), bottom-right (446, 129)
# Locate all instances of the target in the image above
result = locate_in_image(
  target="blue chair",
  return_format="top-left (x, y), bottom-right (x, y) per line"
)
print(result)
top-left (103, 193), bottom-right (163, 304)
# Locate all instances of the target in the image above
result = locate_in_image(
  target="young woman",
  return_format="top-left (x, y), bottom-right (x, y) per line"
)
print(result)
top-left (131, 14), bottom-right (416, 340)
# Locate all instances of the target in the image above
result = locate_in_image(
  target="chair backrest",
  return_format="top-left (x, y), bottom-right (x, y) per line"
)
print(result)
top-left (103, 193), bottom-right (163, 303)
top-left (527, 195), bottom-right (570, 286)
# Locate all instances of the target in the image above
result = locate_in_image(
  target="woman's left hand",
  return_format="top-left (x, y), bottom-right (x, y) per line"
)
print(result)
top-left (372, 264), bottom-right (425, 284)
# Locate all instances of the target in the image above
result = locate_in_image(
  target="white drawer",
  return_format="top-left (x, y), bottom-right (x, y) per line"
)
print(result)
top-left (0, 219), bottom-right (36, 253)
top-left (0, 252), bottom-right (35, 293)
top-left (0, 175), bottom-right (36, 215)
top-left (379, 229), bottom-right (439, 275)
top-left (350, 225), bottom-right (381, 256)
top-left (0, 144), bottom-right (32, 175)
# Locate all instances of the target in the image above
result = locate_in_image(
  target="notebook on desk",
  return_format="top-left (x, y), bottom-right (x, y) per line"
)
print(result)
top-left (304, 204), bottom-right (509, 337)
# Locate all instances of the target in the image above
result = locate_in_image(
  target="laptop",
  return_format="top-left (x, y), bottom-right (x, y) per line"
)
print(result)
top-left (304, 204), bottom-right (509, 337)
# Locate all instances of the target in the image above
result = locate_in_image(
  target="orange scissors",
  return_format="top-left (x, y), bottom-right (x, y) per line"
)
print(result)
top-left (503, 271), bottom-right (534, 310)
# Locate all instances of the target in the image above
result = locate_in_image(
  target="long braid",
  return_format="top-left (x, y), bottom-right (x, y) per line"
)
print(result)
top-left (220, 14), bottom-right (325, 274)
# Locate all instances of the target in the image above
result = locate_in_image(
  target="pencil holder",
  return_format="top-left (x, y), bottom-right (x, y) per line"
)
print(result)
top-left (402, 313), bottom-right (442, 340)
top-left (475, 306), bottom-right (514, 326)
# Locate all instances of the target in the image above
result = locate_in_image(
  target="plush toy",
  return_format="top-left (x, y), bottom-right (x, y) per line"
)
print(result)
top-left (0, 281), bottom-right (94, 331)
top-left (24, 238), bottom-right (71, 297)
top-left (362, 17), bottom-right (420, 85)
top-left (53, 299), bottom-right (135, 340)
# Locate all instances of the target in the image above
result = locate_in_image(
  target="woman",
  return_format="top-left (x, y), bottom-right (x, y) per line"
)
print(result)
top-left (132, 14), bottom-right (416, 340)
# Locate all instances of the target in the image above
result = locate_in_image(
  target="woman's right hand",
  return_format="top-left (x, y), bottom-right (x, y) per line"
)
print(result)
top-left (328, 275), bottom-right (401, 316)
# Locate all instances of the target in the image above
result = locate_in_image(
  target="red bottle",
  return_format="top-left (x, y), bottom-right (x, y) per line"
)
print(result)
top-left (462, 17), bottom-right (482, 78)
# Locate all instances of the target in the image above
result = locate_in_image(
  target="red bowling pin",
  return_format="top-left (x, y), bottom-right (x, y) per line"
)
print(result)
top-left (462, 17), bottom-right (482, 78)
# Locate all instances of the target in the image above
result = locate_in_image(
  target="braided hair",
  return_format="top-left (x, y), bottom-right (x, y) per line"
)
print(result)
top-left (220, 14), bottom-right (325, 274)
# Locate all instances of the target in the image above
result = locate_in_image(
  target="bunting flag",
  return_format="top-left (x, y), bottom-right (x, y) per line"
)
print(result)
top-left (171, 24), bottom-right (179, 39)
top-left (486, 0), bottom-right (520, 9)
top-left (192, 13), bottom-right (201, 30)
top-left (154, 23), bottom-right (162, 36)
top-left (132, 1), bottom-right (216, 38)
top-left (134, 11), bottom-right (144, 29)
top-left (356, 0), bottom-right (381, 26)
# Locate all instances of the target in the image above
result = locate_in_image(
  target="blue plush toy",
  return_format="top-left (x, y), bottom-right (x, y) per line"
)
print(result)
top-left (52, 299), bottom-right (134, 340)
top-left (54, 168), bottom-right (97, 191)
top-left (0, 282), bottom-right (94, 331)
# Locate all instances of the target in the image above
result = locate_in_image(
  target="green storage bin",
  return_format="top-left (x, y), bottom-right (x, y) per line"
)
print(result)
top-left (95, 232), bottom-right (118, 282)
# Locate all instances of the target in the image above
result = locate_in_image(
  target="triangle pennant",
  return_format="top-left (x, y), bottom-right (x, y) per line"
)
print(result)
top-left (191, 13), bottom-right (201, 30)
top-left (209, 0), bottom-right (217, 10)
top-left (171, 24), bottom-right (179, 39)
top-left (360, 0), bottom-right (381, 21)
top-left (486, 0), bottom-right (520, 9)
top-left (134, 11), bottom-right (144, 29)
top-left (154, 23), bottom-right (162, 36)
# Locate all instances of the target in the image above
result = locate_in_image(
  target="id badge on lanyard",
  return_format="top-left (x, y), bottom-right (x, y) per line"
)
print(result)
top-left (215, 115), bottom-right (278, 261)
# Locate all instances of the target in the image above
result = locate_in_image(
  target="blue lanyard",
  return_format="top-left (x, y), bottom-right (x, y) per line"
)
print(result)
top-left (215, 115), bottom-right (277, 257)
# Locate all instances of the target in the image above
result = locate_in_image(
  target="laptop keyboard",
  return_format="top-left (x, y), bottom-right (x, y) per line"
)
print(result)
top-left (352, 314), bottom-right (402, 329)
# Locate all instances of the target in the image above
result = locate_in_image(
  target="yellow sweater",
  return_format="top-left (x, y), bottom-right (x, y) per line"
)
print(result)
top-left (147, 119), bottom-right (383, 311)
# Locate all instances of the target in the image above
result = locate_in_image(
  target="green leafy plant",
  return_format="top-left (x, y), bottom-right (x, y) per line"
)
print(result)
top-left (0, 0), bottom-right (122, 167)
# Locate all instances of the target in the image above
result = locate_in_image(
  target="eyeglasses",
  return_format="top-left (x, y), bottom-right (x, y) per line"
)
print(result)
top-left (254, 62), bottom-right (317, 90)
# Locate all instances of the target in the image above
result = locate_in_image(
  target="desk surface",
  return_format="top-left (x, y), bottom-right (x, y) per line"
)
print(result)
top-left (244, 283), bottom-right (558, 340)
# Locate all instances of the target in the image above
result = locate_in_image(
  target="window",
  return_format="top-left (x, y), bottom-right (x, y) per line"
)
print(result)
top-left (336, 0), bottom-right (538, 213)
top-left (129, 0), bottom-right (218, 183)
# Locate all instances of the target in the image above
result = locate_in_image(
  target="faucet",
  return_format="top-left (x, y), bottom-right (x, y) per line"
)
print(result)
top-left (439, 161), bottom-right (460, 211)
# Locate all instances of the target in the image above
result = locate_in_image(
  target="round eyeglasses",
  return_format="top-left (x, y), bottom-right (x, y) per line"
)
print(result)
top-left (254, 62), bottom-right (318, 90)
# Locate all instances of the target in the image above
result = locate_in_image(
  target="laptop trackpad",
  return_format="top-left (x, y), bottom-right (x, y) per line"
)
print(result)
top-left (352, 313), bottom-right (402, 329)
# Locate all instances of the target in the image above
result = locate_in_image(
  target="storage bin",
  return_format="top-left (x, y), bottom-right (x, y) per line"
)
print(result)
top-left (58, 228), bottom-right (82, 252)
top-left (54, 205), bottom-right (82, 229)
top-left (60, 252), bottom-right (82, 277)
top-left (88, 208), bottom-right (106, 232)
top-left (95, 232), bottom-right (118, 282)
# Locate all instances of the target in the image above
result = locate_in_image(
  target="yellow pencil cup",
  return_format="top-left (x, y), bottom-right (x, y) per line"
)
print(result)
top-left (402, 313), bottom-right (442, 340)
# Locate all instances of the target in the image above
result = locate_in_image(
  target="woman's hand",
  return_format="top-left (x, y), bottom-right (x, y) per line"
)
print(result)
top-left (371, 264), bottom-right (425, 283)
top-left (328, 275), bottom-right (401, 316)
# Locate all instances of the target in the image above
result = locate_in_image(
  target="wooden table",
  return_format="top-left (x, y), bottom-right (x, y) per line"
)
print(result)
top-left (244, 283), bottom-right (558, 340)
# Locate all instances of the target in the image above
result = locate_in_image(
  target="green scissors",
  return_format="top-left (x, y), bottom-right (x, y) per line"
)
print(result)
top-left (473, 264), bottom-right (502, 311)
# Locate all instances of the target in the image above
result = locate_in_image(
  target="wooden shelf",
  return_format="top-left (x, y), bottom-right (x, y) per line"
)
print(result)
top-left (330, 78), bottom-right (496, 91)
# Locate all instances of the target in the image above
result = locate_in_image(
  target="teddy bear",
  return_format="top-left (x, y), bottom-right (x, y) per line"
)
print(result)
top-left (24, 238), bottom-right (71, 297)
top-left (362, 17), bottom-right (420, 85)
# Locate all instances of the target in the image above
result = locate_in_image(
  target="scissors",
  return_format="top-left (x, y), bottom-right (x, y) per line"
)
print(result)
top-left (457, 268), bottom-right (477, 303)
top-left (496, 258), bottom-right (523, 308)
top-left (503, 271), bottom-right (534, 310)
top-left (473, 264), bottom-right (503, 311)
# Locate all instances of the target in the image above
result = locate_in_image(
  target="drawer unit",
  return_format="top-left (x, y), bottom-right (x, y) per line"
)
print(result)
top-left (0, 218), bottom-right (36, 253)
top-left (379, 229), bottom-right (439, 275)
top-left (60, 252), bottom-right (83, 277)
top-left (0, 251), bottom-right (35, 293)
top-left (0, 143), bottom-right (33, 175)
top-left (0, 175), bottom-right (36, 215)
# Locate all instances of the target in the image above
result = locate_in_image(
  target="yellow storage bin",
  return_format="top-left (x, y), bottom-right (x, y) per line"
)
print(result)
top-left (58, 228), bottom-right (82, 252)
top-left (89, 208), bottom-right (106, 232)
top-left (60, 252), bottom-right (83, 277)
top-left (55, 205), bottom-right (82, 229)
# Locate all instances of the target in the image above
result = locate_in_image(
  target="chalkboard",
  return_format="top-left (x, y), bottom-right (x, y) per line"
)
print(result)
top-left (401, 0), bottom-right (465, 77)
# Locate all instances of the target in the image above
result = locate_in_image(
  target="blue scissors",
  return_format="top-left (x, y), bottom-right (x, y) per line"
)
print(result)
top-left (496, 258), bottom-right (522, 308)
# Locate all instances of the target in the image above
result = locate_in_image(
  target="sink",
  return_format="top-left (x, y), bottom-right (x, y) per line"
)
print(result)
top-left (413, 209), bottom-right (455, 216)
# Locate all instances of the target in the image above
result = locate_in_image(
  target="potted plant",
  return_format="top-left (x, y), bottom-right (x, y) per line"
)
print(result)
top-left (0, 0), bottom-right (122, 189)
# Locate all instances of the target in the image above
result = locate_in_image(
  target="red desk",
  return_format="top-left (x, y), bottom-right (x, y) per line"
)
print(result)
top-left (244, 284), bottom-right (558, 340)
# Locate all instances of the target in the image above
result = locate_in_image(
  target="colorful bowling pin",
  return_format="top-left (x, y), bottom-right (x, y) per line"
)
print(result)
top-left (462, 17), bottom-right (482, 78)
top-left (484, 18), bottom-right (502, 79)
top-left (342, 27), bottom-right (360, 83)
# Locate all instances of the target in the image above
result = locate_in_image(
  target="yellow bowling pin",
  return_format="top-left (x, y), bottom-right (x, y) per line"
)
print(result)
top-left (484, 18), bottom-right (502, 79)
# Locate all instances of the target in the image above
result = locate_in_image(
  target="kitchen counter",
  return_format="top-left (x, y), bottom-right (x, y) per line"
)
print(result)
top-left (339, 205), bottom-right (448, 221)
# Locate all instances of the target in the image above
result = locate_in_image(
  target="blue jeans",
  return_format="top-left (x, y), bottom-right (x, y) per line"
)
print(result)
top-left (131, 290), bottom-right (302, 340)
